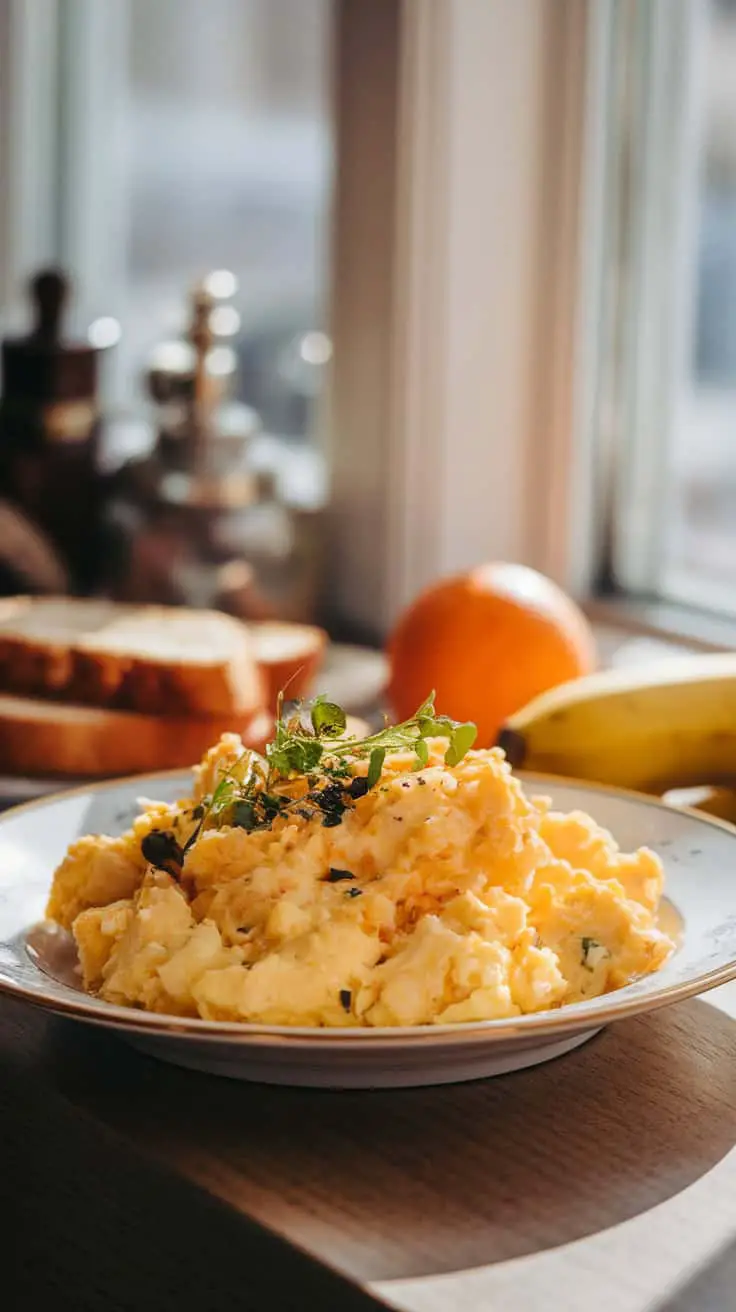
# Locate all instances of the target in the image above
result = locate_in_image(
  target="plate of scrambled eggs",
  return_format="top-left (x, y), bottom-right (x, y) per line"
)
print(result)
top-left (1, 694), bottom-right (736, 1088)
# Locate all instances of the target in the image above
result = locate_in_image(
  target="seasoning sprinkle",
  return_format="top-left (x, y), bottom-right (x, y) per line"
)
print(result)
top-left (323, 868), bottom-right (356, 883)
top-left (339, 988), bottom-right (352, 1013)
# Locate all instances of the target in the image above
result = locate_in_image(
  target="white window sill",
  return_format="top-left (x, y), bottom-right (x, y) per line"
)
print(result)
top-left (587, 596), bottom-right (736, 658)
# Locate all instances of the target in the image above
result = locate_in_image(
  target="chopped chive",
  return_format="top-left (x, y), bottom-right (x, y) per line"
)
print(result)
top-left (367, 746), bottom-right (386, 789)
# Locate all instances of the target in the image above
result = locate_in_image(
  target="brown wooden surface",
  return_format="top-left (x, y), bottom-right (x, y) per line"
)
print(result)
top-left (2, 991), bottom-right (736, 1311)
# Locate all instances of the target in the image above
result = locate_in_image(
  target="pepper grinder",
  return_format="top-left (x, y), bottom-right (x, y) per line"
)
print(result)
top-left (102, 284), bottom-right (275, 613)
top-left (0, 268), bottom-right (111, 591)
top-left (101, 279), bottom-right (324, 621)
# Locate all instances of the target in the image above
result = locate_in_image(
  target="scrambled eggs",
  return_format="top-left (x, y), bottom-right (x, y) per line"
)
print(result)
top-left (47, 734), bottom-right (674, 1027)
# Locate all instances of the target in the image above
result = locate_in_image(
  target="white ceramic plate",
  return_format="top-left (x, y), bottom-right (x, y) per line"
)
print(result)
top-left (1, 771), bottom-right (736, 1089)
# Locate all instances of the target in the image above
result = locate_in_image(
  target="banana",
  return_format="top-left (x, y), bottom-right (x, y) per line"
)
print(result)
top-left (496, 652), bottom-right (736, 793)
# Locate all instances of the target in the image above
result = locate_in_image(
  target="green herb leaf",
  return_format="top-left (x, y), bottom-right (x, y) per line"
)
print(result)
top-left (432, 714), bottom-right (458, 736)
top-left (416, 691), bottom-right (437, 718)
top-left (311, 697), bottom-right (347, 738)
top-left (414, 738), bottom-right (429, 770)
top-left (267, 736), bottom-right (323, 777)
top-left (209, 775), bottom-right (239, 818)
top-left (231, 801), bottom-right (257, 830)
top-left (444, 722), bottom-right (477, 766)
top-left (300, 739), bottom-right (325, 770)
top-left (367, 747), bottom-right (386, 788)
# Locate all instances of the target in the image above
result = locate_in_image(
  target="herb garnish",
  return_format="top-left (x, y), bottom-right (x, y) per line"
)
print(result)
top-left (141, 830), bottom-right (184, 876)
top-left (174, 691), bottom-right (477, 848)
top-left (267, 690), bottom-right (476, 783)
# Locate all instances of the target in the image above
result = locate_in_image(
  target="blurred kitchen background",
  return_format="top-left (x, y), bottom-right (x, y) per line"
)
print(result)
top-left (0, 0), bottom-right (333, 626)
top-left (1, 0), bottom-right (736, 645)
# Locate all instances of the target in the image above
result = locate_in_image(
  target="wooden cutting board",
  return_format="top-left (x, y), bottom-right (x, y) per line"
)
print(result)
top-left (2, 986), bottom-right (736, 1311)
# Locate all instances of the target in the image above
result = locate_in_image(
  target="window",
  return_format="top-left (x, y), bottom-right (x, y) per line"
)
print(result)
top-left (114, 0), bottom-right (332, 444)
top-left (6, 1), bottom-right (732, 638)
top-left (2, 0), bottom-right (333, 449)
top-left (593, 0), bottom-right (736, 616)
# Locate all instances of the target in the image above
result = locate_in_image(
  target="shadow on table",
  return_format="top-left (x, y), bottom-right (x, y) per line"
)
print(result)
top-left (48, 997), bottom-right (736, 1283)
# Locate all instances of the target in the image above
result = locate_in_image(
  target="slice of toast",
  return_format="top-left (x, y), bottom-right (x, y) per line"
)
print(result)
top-left (0, 693), bottom-right (273, 779)
top-left (0, 597), bottom-right (264, 717)
top-left (0, 696), bottom-right (370, 781)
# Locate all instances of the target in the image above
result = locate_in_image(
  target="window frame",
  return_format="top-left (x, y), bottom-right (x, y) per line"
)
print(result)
top-left (589, 0), bottom-right (707, 603)
top-left (328, 0), bottom-right (593, 637)
top-left (0, 0), bottom-right (62, 315)
top-left (326, 0), bottom-right (736, 644)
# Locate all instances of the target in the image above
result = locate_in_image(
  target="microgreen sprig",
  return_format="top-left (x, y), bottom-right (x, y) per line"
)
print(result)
top-left (267, 690), bottom-right (476, 781)
top-left (191, 691), bottom-right (477, 841)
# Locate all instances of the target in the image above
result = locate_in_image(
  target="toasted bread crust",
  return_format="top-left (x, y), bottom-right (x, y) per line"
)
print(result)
top-left (0, 700), bottom-right (273, 779)
top-left (0, 599), bottom-right (264, 716)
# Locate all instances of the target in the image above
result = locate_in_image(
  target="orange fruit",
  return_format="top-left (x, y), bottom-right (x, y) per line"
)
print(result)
top-left (387, 562), bottom-right (596, 746)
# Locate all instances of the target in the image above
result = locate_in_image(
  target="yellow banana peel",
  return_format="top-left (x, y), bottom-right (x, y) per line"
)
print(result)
top-left (497, 652), bottom-right (736, 794)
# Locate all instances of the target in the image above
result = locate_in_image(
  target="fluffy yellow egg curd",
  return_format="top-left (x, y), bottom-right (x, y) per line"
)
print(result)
top-left (47, 731), bottom-right (674, 1028)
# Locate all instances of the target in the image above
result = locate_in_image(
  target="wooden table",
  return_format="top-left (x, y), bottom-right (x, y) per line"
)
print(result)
top-left (3, 983), bottom-right (736, 1312)
top-left (3, 626), bottom-right (734, 1310)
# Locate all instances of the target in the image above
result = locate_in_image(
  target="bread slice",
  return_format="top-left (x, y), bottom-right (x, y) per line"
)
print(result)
top-left (0, 597), bottom-right (263, 717)
top-left (0, 694), bottom-right (370, 780)
top-left (250, 620), bottom-right (327, 711)
top-left (0, 693), bottom-right (273, 779)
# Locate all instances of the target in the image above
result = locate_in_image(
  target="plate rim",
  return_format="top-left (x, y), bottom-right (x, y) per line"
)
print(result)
top-left (2, 767), bottom-right (736, 1046)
